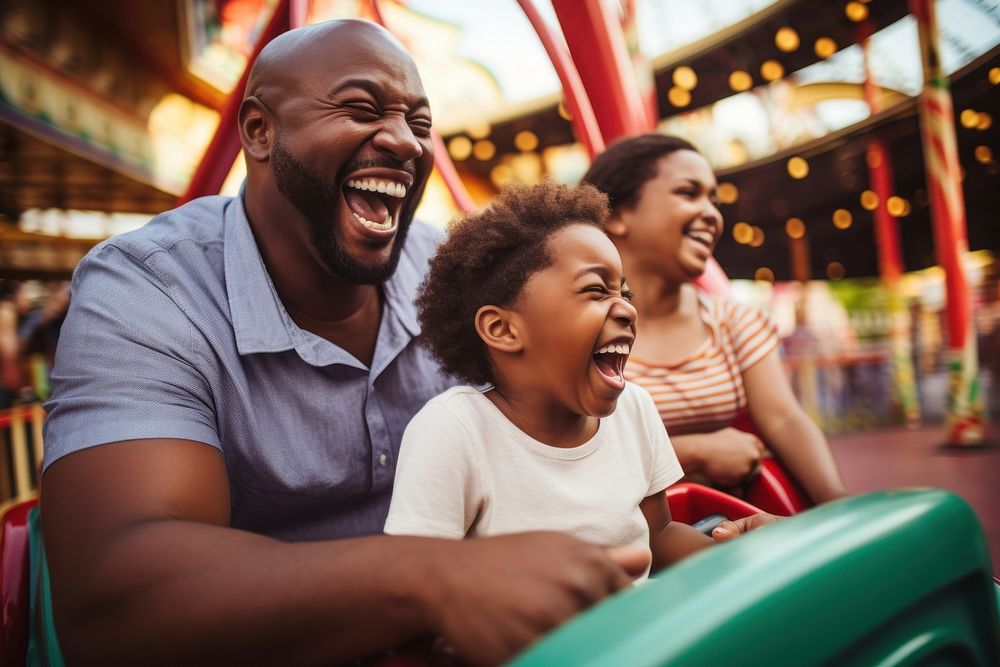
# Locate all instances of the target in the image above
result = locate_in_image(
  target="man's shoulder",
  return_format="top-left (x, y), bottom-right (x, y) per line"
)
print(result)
top-left (74, 195), bottom-right (233, 294)
top-left (401, 221), bottom-right (445, 264)
top-left (99, 195), bottom-right (231, 261)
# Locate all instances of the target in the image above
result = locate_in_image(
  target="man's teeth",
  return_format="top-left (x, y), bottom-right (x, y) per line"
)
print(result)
top-left (353, 212), bottom-right (394, 231)
top-left (595, 343), bottom-right (631, 355)
top-left (346, 178), bottom-right (407, 198)
top-left (687, 231), bottom-right (714, 245)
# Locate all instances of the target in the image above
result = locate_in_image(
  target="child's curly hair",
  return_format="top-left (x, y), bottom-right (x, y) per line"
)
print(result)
top-left (417, 181), bottom-right (610, 385)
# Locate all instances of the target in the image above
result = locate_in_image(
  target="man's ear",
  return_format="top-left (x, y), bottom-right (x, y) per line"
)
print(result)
top-left (239, 97), bottom-right (272, 163)
top-left (475, 305), bottom-right (522, 353)
top-left (605, 212), bottom-right (628, 239)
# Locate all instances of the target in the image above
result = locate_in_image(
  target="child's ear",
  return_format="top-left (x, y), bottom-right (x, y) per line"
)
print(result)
top-left (475, 305), bottom-right (523, 353)
top-left (605, 213), bottom-right (628, 239)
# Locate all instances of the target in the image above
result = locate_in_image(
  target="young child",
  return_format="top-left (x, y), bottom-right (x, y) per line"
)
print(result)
top-left (384, 181), bottom-right (730, 577)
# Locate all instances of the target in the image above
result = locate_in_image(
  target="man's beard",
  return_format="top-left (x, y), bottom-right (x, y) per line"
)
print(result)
top-left (271, 134), bottom-right (414, 285)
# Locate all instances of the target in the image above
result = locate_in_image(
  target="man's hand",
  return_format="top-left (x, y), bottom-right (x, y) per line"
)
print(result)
top-left (711, 513), bottom-right (781, 542)
top-left (423, 533), bottom-right (648, 666)
top-left (697, 428), bottom-right (765, 487)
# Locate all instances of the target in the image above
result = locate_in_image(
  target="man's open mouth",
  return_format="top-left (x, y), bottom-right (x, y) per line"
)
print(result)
top-left (593, 342), bottom-right (630, 383)
top-left (343, 176), bottom-right (409, 233)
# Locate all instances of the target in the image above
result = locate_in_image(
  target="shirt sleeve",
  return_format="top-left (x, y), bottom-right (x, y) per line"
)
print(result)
top-left (635, 385), bottom-right (684, 496)
top-left (42, 243), bottom-right (220, 470)
top-left (383, 398), bottom-right (482, 539)
top-left (722, 298), bottom-right (779, 372)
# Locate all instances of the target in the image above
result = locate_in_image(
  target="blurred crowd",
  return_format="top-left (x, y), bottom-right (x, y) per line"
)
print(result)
top-left (0, 280), bottom-right (70, 409)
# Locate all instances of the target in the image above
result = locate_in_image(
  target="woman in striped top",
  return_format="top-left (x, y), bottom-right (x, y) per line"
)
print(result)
top-left (582, 134), bottom-right (848, 504)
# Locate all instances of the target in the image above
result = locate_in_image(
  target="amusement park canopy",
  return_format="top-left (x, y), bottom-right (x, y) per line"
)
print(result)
top-left (0, 0), bottom-right (997, 280)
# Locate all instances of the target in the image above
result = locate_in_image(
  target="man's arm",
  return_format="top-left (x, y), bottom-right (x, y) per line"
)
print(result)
top-left (43, 438), bottom-right (643, 665)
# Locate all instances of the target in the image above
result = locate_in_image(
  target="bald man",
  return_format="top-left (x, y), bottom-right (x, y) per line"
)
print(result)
top-left (39, 20), bottom-right (650, 665)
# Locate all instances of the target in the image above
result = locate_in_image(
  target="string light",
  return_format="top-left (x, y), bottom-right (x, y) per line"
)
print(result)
top-left (785, 217), bottom-right (806, 239)
top-left (717, 182), bottom-right (738, 204)
top-left (827, 261), bottom-right (846, 280)
top-left (448, 136), bottom-right (472, 161)
top-left (760, 60), bottom-right (784, 81)
top-left (729, 70), bottom-right (753, 92)
top-left (732, 222), bottom-right (754, 244)
top-left (845, 2), bottom-right (869, 21)
top-left (750, 226), bottom-right (765, 247)
top-left (472, 139), bottom-right (496, 161)
top-left (832, 209), bottom-right (853, 229)
top-left (775, 27), bottom-right (799, 52)
top-left (668, 87), bottom-right (691, 107)
top-left (755, 267), bottom-right (775, 282)
top-left (787, 156), bottom-right (809, 179)
top-left (960, 109), bottom-right (979, 128)
top-left (814, 37), bottom-right (837, 59)
top-left (886, 196), bottom-right (908, 216)
top-left (672, 66), bottom-right (698, 90)
top-left (860, 190), bottom-right (879, 210)
top-left (514, 131), bottom-right (539, 152)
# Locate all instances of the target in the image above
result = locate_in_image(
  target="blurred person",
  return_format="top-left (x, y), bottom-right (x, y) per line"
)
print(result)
top-left (0, 280), bottom-right (23, 408)
top-left (583, 134), bottom-right (848, 504)
top-left (17, 282), bottom-right (70, 400)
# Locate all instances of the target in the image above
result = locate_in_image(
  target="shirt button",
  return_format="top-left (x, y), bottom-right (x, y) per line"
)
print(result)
top-left (379, 453), bottom-right (388, 466)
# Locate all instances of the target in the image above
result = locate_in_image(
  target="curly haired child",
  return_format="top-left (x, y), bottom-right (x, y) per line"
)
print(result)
top-left (384, 181), bottom-right (773, 577)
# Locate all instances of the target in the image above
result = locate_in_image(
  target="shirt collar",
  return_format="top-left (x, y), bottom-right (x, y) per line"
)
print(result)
top-left (224, 187), bottom-right (422, 365)
top-left (224, 189), bottom-right (297, 357)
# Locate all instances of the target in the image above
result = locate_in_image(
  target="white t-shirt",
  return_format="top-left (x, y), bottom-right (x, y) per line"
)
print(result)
top-left (384, 382), bottom-right (683, 556)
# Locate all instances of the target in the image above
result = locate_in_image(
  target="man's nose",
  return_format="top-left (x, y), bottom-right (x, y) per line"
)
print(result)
top-left (372, 115), bottom-right (423, 162)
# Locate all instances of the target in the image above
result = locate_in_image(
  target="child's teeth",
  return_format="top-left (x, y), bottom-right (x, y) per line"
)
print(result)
top-left (595, 344), bottom-right (631, 354)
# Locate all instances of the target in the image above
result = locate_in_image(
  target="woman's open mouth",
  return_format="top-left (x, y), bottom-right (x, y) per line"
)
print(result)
top-left (684, 228), bottom-right (715, 252)
top-left (593, 342), bottom-right (630, 389)
top-left (343, 175), bottom-right (409, 236)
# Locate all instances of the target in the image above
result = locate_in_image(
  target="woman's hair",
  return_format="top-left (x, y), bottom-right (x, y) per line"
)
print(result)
top-left (581, 133), bottom-right (697, 213)
top-left (417, 180), bottom-right (610, 385)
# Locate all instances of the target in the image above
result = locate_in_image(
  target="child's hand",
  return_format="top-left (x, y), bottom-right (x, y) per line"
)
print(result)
top-left (711, 513), bottom-right (780, 542)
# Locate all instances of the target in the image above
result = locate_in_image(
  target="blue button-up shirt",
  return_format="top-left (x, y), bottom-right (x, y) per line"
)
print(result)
top-left (44, 193), bottom-right (457, 540)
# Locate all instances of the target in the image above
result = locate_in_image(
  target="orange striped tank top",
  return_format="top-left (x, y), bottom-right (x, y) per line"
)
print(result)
top-left (625, 295), bottom-right (778, 435)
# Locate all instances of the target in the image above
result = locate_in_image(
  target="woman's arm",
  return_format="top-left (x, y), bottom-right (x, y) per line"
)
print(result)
top-left (743, 350), bottom-right (849, 503)
top-left (669, 429), bottom-right (764, 487)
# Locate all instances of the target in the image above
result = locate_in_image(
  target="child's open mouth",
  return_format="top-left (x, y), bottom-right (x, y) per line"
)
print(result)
top-left (593, 342), bottom-right (630, 388)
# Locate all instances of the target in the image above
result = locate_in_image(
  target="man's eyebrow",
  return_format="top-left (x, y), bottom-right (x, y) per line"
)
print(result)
top-left (327, 78), bottom-right (429, 109)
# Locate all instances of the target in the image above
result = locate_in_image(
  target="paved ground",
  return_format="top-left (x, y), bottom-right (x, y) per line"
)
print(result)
top-left (829, 424), bottom-right (1000, 575)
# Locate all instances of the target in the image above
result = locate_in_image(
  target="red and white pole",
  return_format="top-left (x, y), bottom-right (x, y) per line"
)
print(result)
top-left (910, 0), bottom-right (985, 444)
top-left (859, 23), bottom-right (921, 426)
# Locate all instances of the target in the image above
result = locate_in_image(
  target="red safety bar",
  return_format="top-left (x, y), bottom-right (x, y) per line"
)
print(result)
top-left (0, 499), bottom-right (37, 667)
